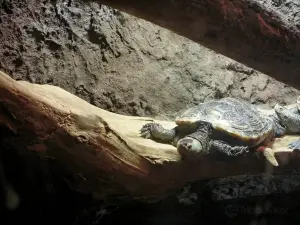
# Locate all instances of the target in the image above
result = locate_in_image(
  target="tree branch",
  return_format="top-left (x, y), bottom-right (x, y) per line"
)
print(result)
top-left (0, 71), bottom-right (299, 201)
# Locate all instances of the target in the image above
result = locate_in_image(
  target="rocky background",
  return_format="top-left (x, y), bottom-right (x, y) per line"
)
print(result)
top-left (1, 0), bottom-right (300, 225)
top-left (1, 0), bottom-right (300, 121)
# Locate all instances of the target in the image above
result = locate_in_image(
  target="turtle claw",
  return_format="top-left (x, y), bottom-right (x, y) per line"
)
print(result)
top-left (140, 123), bottom-right (152, 133)
top-left (139, 122), bottom-right (159, 139)
top-left (140, 131), bottom-right (151, 139)
top-left (139, 122), bottom-right (175, 142)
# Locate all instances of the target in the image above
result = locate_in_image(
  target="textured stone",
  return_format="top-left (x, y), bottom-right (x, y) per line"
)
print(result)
top-left (0, 0), bottom-right (299, 123)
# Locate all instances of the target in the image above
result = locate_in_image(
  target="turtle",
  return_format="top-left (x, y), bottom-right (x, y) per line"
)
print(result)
top-left (140, 97), bottom-right (300, 166)
top-left (272, 95), bottom-right (300, 150)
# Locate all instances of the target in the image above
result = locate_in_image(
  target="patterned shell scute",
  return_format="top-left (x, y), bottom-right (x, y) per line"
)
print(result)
top-left (175, 98), bottom-right (273, 140)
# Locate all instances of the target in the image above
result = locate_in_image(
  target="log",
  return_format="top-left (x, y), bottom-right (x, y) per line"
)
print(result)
top-left (90, 0), bottom-right (300, 90)
top-left (0, 71), bottom-right (300, 201)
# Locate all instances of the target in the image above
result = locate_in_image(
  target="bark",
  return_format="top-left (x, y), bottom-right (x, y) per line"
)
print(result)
top-left (0, 71), bottom-right (299, 201)
top-left (91, 0), bottom-right (300, 90)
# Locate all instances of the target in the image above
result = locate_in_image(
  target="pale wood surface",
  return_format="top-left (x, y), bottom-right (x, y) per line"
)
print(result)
top-left (0, 71), bottom-right (299, 200)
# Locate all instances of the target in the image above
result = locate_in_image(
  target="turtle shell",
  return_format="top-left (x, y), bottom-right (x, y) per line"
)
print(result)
top-left (175, 98), bottom-right (274, 145)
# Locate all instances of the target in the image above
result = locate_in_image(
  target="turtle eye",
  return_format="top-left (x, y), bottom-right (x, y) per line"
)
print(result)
top-left (277, 106), bottom-right (286, 113)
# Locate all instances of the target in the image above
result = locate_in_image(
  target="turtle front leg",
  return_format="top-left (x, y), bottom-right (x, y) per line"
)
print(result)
top-left (140, 122), bottom-right (176, 143)
top-left (210, 140), bottom-right (249, 156)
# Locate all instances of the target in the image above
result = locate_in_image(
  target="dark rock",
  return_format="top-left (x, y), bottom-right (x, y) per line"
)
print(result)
top-left (0, 0), bottom-right (299, 121)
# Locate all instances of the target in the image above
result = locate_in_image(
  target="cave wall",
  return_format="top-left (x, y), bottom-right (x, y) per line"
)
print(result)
top-left (0, 0), bottom-right (299, 121)
top-left (1, 1), bottom-right (300, 222)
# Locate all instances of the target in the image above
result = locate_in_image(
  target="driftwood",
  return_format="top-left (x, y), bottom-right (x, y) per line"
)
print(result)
top-left (90, 0), bottom-right (300, 90)
top-left (0, 71), bottom-right (300, 201)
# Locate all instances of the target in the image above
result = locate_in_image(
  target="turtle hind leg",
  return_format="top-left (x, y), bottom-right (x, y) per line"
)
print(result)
top-left (211, 140), bottom-right (249, 156)
top-left (212, 140), bottom-right (279, 166)
top-left (288, 138), bottom-right (300, 150)
top-left (140, 122), bottom-right (176, 143)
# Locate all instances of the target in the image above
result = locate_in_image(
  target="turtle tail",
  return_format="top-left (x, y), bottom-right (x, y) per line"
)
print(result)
top-left (257, 146), bottom-right (279, 167)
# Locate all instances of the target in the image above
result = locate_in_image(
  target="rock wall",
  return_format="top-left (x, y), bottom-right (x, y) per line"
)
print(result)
top-left (0, 0), bottom-right (299, 121)
top-left (1, 1), bottom-right (300, 224)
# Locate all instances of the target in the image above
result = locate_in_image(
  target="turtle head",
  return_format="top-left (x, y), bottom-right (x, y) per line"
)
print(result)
top-left (177, 121), bottom-right (212, 160)
top-left (274, 104), bottom-right (300, 133)
top-left (177, 137), bottom-right (204, 160)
